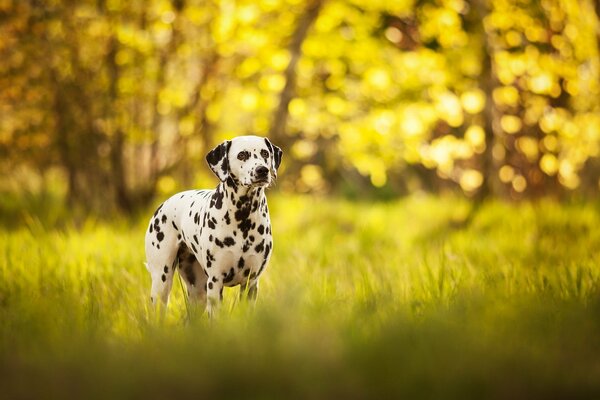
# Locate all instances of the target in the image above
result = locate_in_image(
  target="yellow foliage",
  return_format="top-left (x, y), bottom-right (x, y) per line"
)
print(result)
top-left (493, 86), bottom-right (520, 107)
top-left (292, 140), bottom-right (317, 160)
top-left (465, 126), bottom-right (486, 153)
top-left (540, 154), bottom-right (558, 175)
top-left (459, 169), bottom-right (483, 192)
top-left (289, 98), bottom-right (307, 118)
top-left (512, 175), bottom-right (527, 192)
top-left (516, 136), bottom-right (539, 162)
top-left (499, 165), bottom-right (515, 183)
top-left (434, 92), bottom-right (463, 127)
top-left (460, 89), bottom-right (485, 114)
top-left (299, 164), bottom-right (326, 191)
top-left (500, 115), bottom-right (522, 134)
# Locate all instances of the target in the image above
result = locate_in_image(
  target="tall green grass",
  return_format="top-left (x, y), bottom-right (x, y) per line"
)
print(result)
top-left (1, 194), bottom-right (600, 399)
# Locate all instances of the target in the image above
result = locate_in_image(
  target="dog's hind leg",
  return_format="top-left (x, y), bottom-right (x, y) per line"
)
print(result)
top-left (148, 259), bottom-right (177, 306)
top-left (177, 244), bottom-right (209, 317)
top-left (145, 205), bottom-right (180, 313)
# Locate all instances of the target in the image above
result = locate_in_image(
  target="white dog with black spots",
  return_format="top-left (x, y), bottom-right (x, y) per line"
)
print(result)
top-left (144, 135), bottom-right (282, 316)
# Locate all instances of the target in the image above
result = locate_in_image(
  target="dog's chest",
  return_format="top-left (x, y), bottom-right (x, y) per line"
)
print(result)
top-left (181, 190), bottom-right (272, 285)
top-left (207, 208), bottom-right (272, 286)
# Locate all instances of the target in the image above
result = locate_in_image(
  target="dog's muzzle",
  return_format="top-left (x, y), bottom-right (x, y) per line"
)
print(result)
top-left (253, 166), bottom-right (270, 185)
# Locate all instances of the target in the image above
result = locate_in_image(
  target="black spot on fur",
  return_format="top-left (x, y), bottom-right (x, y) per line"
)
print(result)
top-left (171, 221), bottom-right (179, 231)
top-left (244, 268), bottom-right (250, 277)
top-left (193, 235), bottom-right (199, 245)
top-left (206, 250), bottom-right (215, 268)
top-left (161, 274), bottom-right (166, 282)
top-left (255, 240), bottom-right (264, 253)
top-left (208, 282), bottom-right (213, 290)
top-left (223, 237), bottom-right (235, 246)
top-left (208, 219), bottom-right (216, 229)
top-left (264, 138), bottom-right (282, 170)
top-left (258, 259), bottom-right (268, 275)
top-left (214, 238), bottom-right (223, 248)
top-left (149, 224), bottom-right (153, 233)
top-left (164, 266), bottom-right (169, 273)
top-left (257, 225), bottom-right (265, 234)
top-left (206, 141), bottom-right (231, 181)
top-left (239, 219), bottom-right (252, 239)
top-left (161, 215), bottom-right (167, 224)
top-left (238, 257), bottom-right (245, 269)
top-left (220, 158), bottom-right (228, 176)
top-left (153, 203), bottom-right (163, 217)
top-left (157, 231), bottom-right (165, 242)
top-left (210, 189), bottom-right (224, 210)
top-left (224, 211), bottom-right (231, 225)
top-left (223, 268), bottom-right (235, 283)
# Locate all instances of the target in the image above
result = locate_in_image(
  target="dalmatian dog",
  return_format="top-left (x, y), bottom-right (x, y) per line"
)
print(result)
top-left (144, 135), bottom-right (282, 316)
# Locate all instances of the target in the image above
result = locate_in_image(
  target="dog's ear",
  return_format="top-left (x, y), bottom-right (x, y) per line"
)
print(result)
top-left (206, 140), bottom-right (231, 181)
top-left (264, 138), bottom-right (283, 177)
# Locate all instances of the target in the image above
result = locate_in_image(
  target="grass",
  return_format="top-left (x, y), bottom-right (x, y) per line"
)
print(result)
top-left (1, 193), bottom-right (600, 399)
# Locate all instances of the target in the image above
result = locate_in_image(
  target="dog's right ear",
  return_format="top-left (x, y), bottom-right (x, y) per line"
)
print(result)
top-left (206, 140), bottom-right (231, 181)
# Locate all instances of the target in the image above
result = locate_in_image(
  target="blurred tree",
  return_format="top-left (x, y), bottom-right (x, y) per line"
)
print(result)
top-left (0, 0), bottom-right (598, 213)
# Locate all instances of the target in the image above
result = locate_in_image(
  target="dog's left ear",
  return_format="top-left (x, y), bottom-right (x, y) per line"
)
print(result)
top-left (264, 138), bottom-right (283, 176)
top-left (206, 140), bottom-right (231, 181)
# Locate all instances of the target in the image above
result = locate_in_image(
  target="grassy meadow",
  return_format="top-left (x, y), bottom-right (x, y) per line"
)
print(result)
top-left (1, 194), bottom-right (600, 399)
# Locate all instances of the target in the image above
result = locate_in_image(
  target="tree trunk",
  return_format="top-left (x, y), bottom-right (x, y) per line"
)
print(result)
top-left (472, 0), bottom-right (500, 203)
top-left (269, 0), bottom-right (324, 145)
top-left (106, 35), bottom-right (133, 212)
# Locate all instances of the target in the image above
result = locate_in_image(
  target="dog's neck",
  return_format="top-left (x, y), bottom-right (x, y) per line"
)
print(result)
top-left (217, 177), bottom-right (266, 213)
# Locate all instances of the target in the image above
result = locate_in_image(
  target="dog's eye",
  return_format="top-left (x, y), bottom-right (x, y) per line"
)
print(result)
top-left (260, 150), bottom-right (269, 159)
top-left (237, 151), bottom-right (249, 161)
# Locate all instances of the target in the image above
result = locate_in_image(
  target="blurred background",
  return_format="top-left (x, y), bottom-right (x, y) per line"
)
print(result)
top-left (1, 0), bottom-right (599, 215)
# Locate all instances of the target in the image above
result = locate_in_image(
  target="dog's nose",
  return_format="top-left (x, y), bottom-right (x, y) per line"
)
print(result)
top-left (255, 166), bottom-right (269, 178)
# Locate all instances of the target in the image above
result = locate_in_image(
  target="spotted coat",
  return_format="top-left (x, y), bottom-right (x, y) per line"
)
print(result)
top-left (144, 136), bottom-right (282, 316)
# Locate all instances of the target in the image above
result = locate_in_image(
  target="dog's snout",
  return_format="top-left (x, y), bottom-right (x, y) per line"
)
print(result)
top-left (255, 166), bottom-right (269, 178)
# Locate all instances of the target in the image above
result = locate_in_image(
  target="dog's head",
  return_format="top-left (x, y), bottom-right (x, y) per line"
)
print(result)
top-left (206, 135), bottom-right (282, 188)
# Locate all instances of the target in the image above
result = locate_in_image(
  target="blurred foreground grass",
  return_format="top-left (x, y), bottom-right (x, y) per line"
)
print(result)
top-left (1, 194), bottom-right (600, 399)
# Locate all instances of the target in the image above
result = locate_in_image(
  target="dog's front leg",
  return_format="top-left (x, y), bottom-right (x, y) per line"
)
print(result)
top-left (205, 276), bottom-right (223, 318)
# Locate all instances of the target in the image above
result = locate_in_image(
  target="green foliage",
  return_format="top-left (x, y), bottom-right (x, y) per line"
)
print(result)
top-left (1, 195), bottom-right (600, 398)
